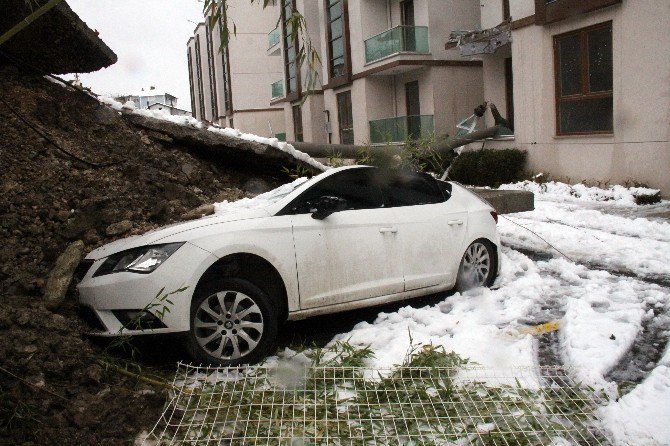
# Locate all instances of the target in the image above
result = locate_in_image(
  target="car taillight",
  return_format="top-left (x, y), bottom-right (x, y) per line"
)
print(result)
top-left (490, 211), bottom-right (498, 224)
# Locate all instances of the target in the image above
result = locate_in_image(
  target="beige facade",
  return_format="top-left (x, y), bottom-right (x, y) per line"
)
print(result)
top-left (468, 0), bottom-right (670, 195)
top-left (187, 2), bottom-right (286, 138)
top-left (269, 0), bottom-right (484, 145)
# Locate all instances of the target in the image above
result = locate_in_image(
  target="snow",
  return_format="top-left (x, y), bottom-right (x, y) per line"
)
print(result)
top-left (498, 200), bottom-right (670, 281)
top-left (500, 179), bottom-right (663, 206)
top-left (601, 352), bottom-right (670, 445)
top-left (98, 95), bottom-right (329, 172)
top-left (212, 177), bottom-right (309, 215)
top-left (265, 187), bottom-right (670, 444)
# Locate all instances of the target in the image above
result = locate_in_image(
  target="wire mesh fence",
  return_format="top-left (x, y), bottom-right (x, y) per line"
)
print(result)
top-left (142, 363), bottom-right (611, 446)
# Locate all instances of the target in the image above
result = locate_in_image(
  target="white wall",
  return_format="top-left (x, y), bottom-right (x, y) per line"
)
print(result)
top-left (483, 0), bottom-right (670, 194)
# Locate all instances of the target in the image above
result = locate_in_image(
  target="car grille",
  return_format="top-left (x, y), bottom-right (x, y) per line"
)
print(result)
top-left (77, 306), bottom-right (107, 332)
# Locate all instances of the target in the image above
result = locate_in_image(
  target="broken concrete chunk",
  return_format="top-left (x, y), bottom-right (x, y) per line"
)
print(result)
top-left (105, 220), bottom-right (133, 236)
top-left (44, 240), bottom-right (85, 311)
top-left (180, 204), bottom-right (215, 221)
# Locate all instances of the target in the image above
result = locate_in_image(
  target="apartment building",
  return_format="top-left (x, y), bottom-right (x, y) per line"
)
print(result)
top-left (455, 0), bottom-right (669, 194)
top-left (268, 0), bottom-right (484, 145)
top-left (187, 1), bottom-right (286, 138)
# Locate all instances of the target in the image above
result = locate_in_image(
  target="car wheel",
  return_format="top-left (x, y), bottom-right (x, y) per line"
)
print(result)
top-left (456, 240), bottom-right (497, 291)
top-left (186, 278), bottom-right (278, 366)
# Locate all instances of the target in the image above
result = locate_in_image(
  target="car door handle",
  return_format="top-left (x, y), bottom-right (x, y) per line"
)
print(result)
top-left (447, 220), bottom-right (463, 226)
top-left (379, 227), bottom-right (398, 234)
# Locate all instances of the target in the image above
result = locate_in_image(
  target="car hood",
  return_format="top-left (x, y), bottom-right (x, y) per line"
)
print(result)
top-left (85, 208), bottom-right (271, 260)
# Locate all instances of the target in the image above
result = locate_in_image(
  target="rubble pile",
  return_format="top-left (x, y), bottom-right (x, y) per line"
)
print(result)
top-left (0, 66), bottom-right (288, 444)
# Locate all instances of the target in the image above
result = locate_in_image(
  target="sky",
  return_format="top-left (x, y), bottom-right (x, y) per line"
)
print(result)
top-left (64, 0), bottom-right (205, 111)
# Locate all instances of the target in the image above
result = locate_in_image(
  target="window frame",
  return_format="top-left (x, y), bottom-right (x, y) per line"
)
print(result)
top-left (217, 15), bottom-right (233, 115)
top-left (292, 104), bottom-right (304, 142)
top-left (336, 90), bottom-right (354, 144)
top-left (281, 0), bottom-right (301, 101)
top-left (187, 48), bottom-right (197, 116)
top-left (553, 21), bottom-right (613, 136)
top-left (324, 0), bottom-right (351, 88)
top-left (205, 23), bottom-right (219, 120)
top-left (277, 167), bottom-right (383, 216)
top-left (194, 35), bottom-right (206, 120)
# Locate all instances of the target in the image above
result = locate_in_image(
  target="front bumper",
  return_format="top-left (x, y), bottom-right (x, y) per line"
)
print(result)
top-left (77, 242), bottom-right (216, 336)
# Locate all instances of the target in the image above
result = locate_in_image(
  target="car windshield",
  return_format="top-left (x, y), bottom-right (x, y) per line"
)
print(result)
top-left (212, 177), bottom-right (311, 215)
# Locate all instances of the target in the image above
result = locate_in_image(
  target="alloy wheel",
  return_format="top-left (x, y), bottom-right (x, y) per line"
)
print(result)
top-left (194, 291), bottom-right (264, 360)
top-left (461, 242), bottom-right (491, 287)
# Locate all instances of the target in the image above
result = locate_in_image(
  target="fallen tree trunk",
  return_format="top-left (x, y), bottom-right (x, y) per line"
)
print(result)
top-left (290, 126), bottom-right (502, 158)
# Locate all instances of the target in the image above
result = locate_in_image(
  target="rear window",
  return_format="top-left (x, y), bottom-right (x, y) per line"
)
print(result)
top-left (381, 172), bottom-right (445, 207)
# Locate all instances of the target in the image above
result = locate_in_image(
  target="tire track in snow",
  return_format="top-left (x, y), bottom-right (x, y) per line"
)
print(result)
top-left (505, 243), bottom-right (670, 288)
top-left (499, 214), bottom-right (670, 285)
top-left (604, 305), bottom-right (670, 395)
top-left (513, 247), bottom-right (670, 393)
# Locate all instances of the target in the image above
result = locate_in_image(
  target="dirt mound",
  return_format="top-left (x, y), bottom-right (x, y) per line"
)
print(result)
top-left (0, 66), bottom-right (289, 444)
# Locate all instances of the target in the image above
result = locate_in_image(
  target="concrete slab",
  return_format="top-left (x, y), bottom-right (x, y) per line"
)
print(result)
top-left (469, 188), bottom-right (534, 214)
top-left (0, 0), bottom-right (117, 74)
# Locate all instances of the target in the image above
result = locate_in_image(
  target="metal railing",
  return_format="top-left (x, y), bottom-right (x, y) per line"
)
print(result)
top-left (369, 114), bottom-right (434, 143)
top-left (268, 27), bottom-right (280, 49)
top-left (271, 79), bottom-right (283, 99)
top-left (364, 25), bottom-right (429, 63)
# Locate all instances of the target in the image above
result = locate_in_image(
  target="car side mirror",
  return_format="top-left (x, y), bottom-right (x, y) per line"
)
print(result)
top-left (310, 196), bottom-right (348, 220)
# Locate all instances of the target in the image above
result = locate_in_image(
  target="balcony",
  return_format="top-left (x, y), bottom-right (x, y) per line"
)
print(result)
top-left (369, 115), bottom-right (434, 144)
top-left (364, 26), bottom-right (429, 64)
top-left (268, 27), bottom-right (280, 49)
top-left (271, 80), bottom-right (283, 99)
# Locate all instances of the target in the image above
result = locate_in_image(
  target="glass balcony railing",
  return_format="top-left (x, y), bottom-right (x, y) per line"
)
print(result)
top-left (364, 25), bottom-right (429, 64)
top-left (271, 80), bottom-right (283, 99)
top-left (369, 115), bottom-right (434, 144)
top-left (268, 27), bottom-right (280, 49)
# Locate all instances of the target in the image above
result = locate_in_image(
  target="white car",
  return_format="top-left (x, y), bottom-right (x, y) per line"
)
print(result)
top-left (77, 166), bottom-right (501, 365)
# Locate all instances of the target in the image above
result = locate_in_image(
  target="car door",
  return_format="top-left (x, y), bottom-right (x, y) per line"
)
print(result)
top-left (281, 168), bottom-right (404, 309)
top-left (380, 172), bottom-right (467, 291)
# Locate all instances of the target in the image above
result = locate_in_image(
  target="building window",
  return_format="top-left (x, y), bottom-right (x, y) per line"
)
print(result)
top-left (326, 0), bottom-right (345, 79)
top-left (292, 105), bottom-right (303, 142)
top-left (281, 0), bottom-right (299, 95)
top-left (218, 16), bottom-right (232, 112)
top-left (187, 48), bottom-right (196, 115)
top-left (337, 90), bottom-right (354, 144)
top-left (206, 24), bottom-right (219, 119)
top-left (194, 35), bottom-right (206, 120)
top-left (554, 22), bottom-right (612, 135)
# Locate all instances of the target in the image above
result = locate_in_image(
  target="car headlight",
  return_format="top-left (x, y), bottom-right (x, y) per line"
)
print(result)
top-left (93, 243), bottom-right (184, 277)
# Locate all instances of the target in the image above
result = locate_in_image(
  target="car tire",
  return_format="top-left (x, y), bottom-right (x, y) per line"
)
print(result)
top-left (455, 240), bottom-right (497, 291)
top-left (186, 278), bottom-right (278, 366)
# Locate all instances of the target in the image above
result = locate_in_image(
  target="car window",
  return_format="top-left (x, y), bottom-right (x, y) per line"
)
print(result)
top-left (436, 179), bottom-right (453, 201)
top-left (279, 168), bottom-right (384, 215)
top-left (381, 172), bottom-right (445, 207)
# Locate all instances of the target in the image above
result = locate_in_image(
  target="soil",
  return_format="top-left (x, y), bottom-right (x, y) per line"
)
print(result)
top-left (0, 66), bottom-right (290, 445)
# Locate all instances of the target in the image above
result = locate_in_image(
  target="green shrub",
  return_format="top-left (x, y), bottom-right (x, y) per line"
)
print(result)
top-left (634, 191), bottom-right (662, 205)
top-left (448, 148), bottom-right (527, 187)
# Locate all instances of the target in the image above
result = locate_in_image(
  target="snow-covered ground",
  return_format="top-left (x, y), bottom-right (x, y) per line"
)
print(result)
top-left (274, 182), bottom-right (670, 445)
top-left (193, 166), bottom-right (670, 444)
